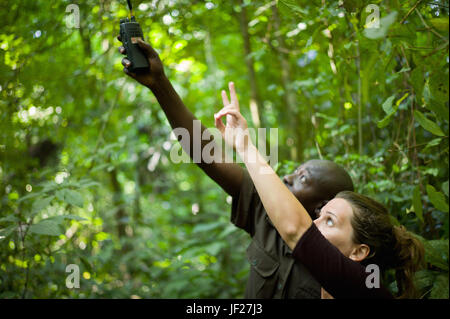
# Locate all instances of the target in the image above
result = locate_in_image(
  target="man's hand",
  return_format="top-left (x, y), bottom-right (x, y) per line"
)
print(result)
top-left (117, 35), bottom-right (165, 88)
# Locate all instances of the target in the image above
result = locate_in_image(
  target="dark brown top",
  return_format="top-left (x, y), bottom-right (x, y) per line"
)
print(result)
top-left (231, 169), bottom-right (321, 299)
top-left (293, 222), bottom-right (394, 299)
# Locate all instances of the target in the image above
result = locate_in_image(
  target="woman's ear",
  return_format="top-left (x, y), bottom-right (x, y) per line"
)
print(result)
top-left (349, 244), bottom-right (370, 262)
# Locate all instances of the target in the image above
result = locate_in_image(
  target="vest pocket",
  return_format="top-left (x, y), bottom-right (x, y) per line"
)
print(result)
top-left (246, 239), bottom-right (280, 298)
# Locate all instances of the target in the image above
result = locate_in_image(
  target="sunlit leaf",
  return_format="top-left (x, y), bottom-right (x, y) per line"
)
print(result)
top-left (363, 11), bottom-right (398, 39)
top-left (430, 18), bottom-right (449, 32)
top-left (382, 95), bottom-right (396, 114)
top-left (423, 138), bottom-right (443, 151)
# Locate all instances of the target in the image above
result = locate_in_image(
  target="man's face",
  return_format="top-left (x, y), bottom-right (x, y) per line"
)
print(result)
top-left (282, 161), bottom-right (322, 216)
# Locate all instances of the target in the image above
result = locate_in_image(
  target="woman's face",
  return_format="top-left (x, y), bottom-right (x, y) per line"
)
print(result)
top-left (314, 198), bottom-right (360, 258)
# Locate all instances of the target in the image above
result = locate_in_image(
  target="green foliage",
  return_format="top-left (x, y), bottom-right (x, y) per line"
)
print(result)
top-left (1, 0), bottom-right (448, 299)
top-left (426, 185), bottom-right (449, 213)
top-left (414, 110), bottom-right (446, 137)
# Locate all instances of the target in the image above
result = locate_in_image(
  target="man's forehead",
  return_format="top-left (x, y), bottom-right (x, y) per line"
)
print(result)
top-left (305, 159), bottom-right (334, 169)
top-left (295, 161), bottom-right (329, 176)
top-left (294, 164), bottom-right (314, 176)
top-left (297, 161), bottom-right (319, 170)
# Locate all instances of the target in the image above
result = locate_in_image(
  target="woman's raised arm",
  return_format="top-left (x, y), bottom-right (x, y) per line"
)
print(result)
top-left (214, 82), bottom-right (312, 249)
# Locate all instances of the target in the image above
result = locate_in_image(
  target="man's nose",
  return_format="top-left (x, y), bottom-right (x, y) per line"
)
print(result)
top-left (283, 174), bottom-right (293, 185)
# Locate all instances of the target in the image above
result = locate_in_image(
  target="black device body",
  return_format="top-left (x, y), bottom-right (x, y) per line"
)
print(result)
top-left (119, 16), bottom-right (149, 73)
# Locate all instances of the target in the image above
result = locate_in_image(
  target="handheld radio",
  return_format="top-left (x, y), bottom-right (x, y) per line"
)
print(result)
top-left (119, 0), bottom-right (149, 73)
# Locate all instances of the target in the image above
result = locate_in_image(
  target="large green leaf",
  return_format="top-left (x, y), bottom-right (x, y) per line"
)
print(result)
top-left (64, 189), bottom-right (84, 208)
top-left (378, 93), bottom-right (410, 128)
top-left (423, 137), bottom-right (443, 151)
top-left (430, 274), bottom-right (449, 299)
top-left (442, 181), bottom-right (449, 197)
top-left (17, 192), bottom-right (41, 203)
top-left (55, 189), bottom-right (66, 202)
top-left (277, 0), bottom-right (308, 17)
top-left (377, 99), bottom-right (398, 128)
top-left (414, 269), bottom-right (435, 293)
top-left (423, 78), bottom-right (449, 122)
top-left (426, 184), bottom-right (449, 213)
top-left (31, 196), bottom-right (54, 215)
top-left (55, 189), bottom-right (84, 207)
top-left (423, 239), bottom-right (449, 271)
top-left (29, 220), bottom-right (62, 236)
top-left (381, 95), bottom-right (396, 114)
top-left (414, 110), bottom-right (445, 137)
top-left (430, 18), bottom-right (449, 32)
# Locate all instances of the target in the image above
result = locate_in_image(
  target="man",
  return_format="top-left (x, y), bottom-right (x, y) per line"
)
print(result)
top-left (117, 37), bottom-right (354, 298)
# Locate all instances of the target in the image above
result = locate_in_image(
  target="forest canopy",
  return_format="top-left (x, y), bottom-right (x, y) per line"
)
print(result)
top-left (0, 0), bottom-right (448, 298)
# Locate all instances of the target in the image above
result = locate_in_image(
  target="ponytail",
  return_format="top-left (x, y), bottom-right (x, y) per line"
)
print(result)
top-left (392, 225), bottom-right (425, 299)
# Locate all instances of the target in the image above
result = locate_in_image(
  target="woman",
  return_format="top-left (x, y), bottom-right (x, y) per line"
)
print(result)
top-left (214, 82), bottom-right (424, 299)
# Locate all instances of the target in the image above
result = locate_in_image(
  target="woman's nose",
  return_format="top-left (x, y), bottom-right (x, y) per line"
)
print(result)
top-left (313, 217), bottom-right (321, 227)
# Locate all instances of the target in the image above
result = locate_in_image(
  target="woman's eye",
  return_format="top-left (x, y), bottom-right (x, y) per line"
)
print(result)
top-left (326, 218), bottom-right (334, 226)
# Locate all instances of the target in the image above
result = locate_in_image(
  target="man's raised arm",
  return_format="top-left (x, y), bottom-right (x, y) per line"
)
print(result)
top-left (117, 36), bottom-right (243, 197)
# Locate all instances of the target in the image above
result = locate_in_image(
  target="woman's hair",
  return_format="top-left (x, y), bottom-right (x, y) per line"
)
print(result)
top-left (335, 191), bottom-right (425, 298)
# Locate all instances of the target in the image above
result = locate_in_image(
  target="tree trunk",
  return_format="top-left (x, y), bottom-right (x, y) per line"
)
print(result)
top-left (109, 168), bottom-right (127, 239)
top-left (272, 4), bottom-right (302, 162)
top-left (238, 0), bottom-right (263, 129)
top-left (204, 29), bottom-right (220, 91)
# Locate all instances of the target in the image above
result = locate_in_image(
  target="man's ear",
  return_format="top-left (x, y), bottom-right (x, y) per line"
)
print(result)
top-left (349, 244), bottom-right (370, 262)
top-left (314, 200), bottom-right (329, 219)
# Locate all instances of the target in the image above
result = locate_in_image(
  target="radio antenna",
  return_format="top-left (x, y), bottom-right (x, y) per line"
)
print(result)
top-left (126, 0), bottom-right (133, 18)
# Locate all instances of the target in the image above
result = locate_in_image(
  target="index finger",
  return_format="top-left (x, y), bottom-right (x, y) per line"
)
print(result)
top-left (229, 82), bottom-right (239, 110)
top-left (221, 90), bottom-right (230, 107)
